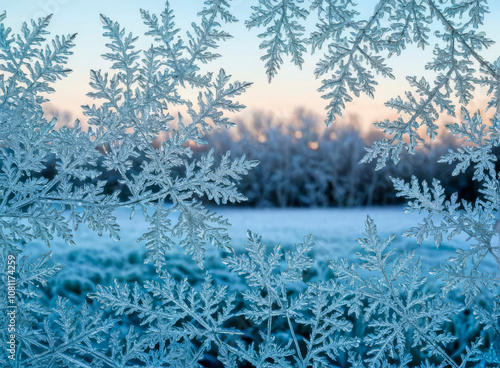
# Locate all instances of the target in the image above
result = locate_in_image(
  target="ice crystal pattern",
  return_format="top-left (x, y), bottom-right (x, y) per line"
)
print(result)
top-left (248, 0), bottom-right (500, 165)
top-left (0, 0), bottom-right (499, 367)
top-left (0, 1), bottom-right (255, 366)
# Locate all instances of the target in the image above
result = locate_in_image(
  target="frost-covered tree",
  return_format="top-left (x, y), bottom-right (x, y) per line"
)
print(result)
top-left (203, 113), bottom-right (392, 207)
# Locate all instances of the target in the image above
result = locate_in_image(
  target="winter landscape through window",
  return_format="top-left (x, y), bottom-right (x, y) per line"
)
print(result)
top-left (0, 0), bottom-right (499, 367)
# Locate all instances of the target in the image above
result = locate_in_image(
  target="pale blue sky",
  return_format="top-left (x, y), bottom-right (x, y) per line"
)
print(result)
top-left (3, 0), bottom-right (500, 128)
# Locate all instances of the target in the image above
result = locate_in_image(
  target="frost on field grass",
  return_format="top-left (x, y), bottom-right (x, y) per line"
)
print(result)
top-left (1, 0), bottom-right (500, 367)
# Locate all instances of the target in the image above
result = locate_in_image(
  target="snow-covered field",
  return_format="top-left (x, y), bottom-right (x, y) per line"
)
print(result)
top-left (27, 205), bottom-right (432, 262)
top-left (222, 205), bottom-right (434, 257)
top-left (24, 205), bottom-right (496, 304)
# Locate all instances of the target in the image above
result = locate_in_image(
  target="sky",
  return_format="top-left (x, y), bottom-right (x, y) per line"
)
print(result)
top-left (2, 0), bottom-right (500, 130)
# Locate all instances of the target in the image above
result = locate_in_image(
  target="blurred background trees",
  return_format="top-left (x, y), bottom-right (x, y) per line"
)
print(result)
top-left (43, 108), bottom-right (481, 208)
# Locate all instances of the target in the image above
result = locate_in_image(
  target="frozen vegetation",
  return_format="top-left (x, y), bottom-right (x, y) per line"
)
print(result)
top-left (23, 206), bottom-right (498, 365)
top-left (25, 206), bottom-right (437, 301)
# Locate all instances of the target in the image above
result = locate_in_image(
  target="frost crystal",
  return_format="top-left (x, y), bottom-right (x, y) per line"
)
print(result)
top-left (1, 0), bottom-right (499, 366)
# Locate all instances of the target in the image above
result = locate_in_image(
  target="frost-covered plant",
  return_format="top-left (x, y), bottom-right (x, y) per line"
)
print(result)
top-left (0, 11), bottom-right (82, 254)
top-left (392, 110), bottom-right (500, 305)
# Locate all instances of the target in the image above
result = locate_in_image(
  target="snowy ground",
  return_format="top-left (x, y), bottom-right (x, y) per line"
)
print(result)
top-left (26, 205), bottom-right (442, 263)
top-left (19, 205), bottom-right (496, 367)
top-left (23, 205), bottom-right (496, 304)
top-left (222, 205), bottom-right (434, 257)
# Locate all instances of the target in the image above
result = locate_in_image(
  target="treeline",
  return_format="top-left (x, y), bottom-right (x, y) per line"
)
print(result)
top-left (191, 111), bottom-right (480, 207)
top-left (38, 111), bottom-right (482, 208)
